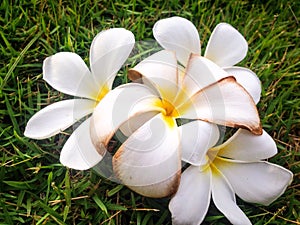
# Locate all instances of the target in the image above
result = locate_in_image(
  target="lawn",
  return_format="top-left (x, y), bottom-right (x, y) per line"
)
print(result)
top-left (0, 0), bottom-right (299, 224)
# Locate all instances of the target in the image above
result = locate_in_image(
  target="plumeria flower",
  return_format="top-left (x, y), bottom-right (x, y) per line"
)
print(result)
top-left (153, 16), bottom-right (261, 104)
top-left (90, 49), bottom-right (262, 198)
top-left (24, 28), bottom-right (135, 170)
top-left (169, 126), bottom-right (293, 225)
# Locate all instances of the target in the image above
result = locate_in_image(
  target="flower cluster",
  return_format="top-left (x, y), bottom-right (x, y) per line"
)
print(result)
top-left (25, 17), bottom-right (293, 224)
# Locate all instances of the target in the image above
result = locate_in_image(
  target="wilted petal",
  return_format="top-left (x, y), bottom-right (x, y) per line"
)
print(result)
top-left (43, 52), bottom-right (99, 100)
top-left (215, 158), bottom-right (293, 205)
top-left (90, 83), bottom-right (162, 154)
top-left (24, 99), bottom-right (95, 139)
top-left (211, 166), bottom-right (252, 225)
top-left (179, 77), bottom-right (262, 135)
top-left (169, 166), bottom-right (211, 225)
top-left (113, 113), bottom-right (181, 198)
top-left (204, 23), bottom-right (248, 67)
top-left (217, 129), bottom-right (277, 161)
top-left (90, 28), bottom-right (135, 90)
top-left (60, 118), bottom-right (103, 170)
top-left (128, 50), bottom-right (179, 101)
top-left (153, 16), bottom-right (201, 67)
top-left (225, 67), bottom-right (261, 104)
top-left (181, 55), bottom-right (228, 98)
top-left (180, 120), bottom-right (219, 166)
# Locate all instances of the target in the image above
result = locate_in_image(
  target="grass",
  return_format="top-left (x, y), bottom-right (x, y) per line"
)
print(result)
top-left (0, 0), bottom-right (299, 224)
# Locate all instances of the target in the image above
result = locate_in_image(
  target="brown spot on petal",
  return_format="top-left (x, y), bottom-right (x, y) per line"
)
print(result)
top-left (113, 145), bottom-right (181, 198)
top-left (128, 69), bottom-right (142, 81)
top-left (216, 76), bottom-right (236, 85)
top-left (249, 122), bottom-right (263, 135)
top-left (127, 170), bottom-right (181, 198)
top-left (112, 146), bottom-right (122, 161)
top-left (89, 118), bottom-right (109, 157)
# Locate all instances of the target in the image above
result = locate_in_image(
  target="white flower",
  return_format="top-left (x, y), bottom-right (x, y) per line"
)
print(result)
top-left (169, 127), bottom-right (293, 225)
top-left (24, 28), bottom-right (135, 170)
top-left (153, 16), bottom-right (261, 104)
top-left (90, 49), bottom-right (262, 198)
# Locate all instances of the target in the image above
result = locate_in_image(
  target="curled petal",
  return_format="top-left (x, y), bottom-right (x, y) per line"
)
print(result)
top-left (24, 99), bottom-right (95, 139)
top-left (204, 23), bottom-right (248, 67)
top-left (119, 111), bottom-right (158, 137)
top-left (128, 50), bottom-right (179, 101)
top-left (60, 118), bottom-right (103, 170)
top-left (217, 129), bottom-right (277, 161)
top-left (43, 52), bottom-right (99, 100)
top-left (90, 28), bottom-right (135, 91)
top-left (153, 16), bottom-right (201, 67)
top-left (179, 77), bottom-right (262, 135)
top-left (215, 158), bottom-right (293, 205)
top-left (90, 83), bottom-right (162, 154)
top-left (211, 166), bottom-right (252, 225)
top-left (113, 113), bottom-right (181, 198)
top-left (169, 166), bottom-right (211, 225)
top-left (181, 55), bottom-right (228, 98)
top-left (180, 120), bottom-right (219, 166)
top-left (225, 67), bottom-right (261, 104)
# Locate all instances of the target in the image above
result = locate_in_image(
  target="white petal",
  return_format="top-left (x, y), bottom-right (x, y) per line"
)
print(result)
top-left (113, 113), bottom-right (181, 198)
top-left (128, 50), bottom-right (179, 101)
top-left (179, 77), bottom-right (262, 135)
top-left (215, 158), bottom-right (293, 206)
top-left (211, 166), bottom-right (252, 225)
top-left (181, 55), bottom-right (228, 98)
top-left (204, 23), bottom-right (248, 67)
top-left (217, 129), bottom-right (277, 161)
top-left (119, 111), bottom-right (158, 137)
top-left (180, 120), bottom-right (219, 166)
top-left (153, 16), bottom-right (201, 67)
top-left (43, 52), bottom-right (99, 99)
top-left (225, 67), bottom-right (261, 104)
top-left (90, 83), bottom-right (162, 154)
top-left (90, 28), bottom-right (135, 90)
top-left (169, 166), bottom-right (211, 225)
top-left (60, 118), bottom-right (103, 170)
top-left (24, 99), bottom-right (95, 139)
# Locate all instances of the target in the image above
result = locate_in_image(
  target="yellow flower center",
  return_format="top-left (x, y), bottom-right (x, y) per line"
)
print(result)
top-left (154, 99), bottom-right (179, 127)
top-left (201, 146), bottom-right (232, 178)
top-left (201, 148), bottom-right (222, 176)
top-left (207, 148), bottom-right (219, 165)
top-left (96, 85), bottom-right (110, 103)
top-left (156, 99), bottom-right (179, 118)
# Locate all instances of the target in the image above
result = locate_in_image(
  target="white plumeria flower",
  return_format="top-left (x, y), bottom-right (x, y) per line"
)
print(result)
top-left (153, 16), bottom-right (261, 104)
top-left (90, 49), bottom-right (262, 198)
top-left (169, 127), bottom-right (293, 225)
top-left (24, 28), bottom-right (135, 170)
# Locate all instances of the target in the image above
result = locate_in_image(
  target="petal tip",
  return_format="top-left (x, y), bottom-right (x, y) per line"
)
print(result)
top-left (251, 124), bottom-right (263, 135)
top-left (232, 121), bottom-right (262, 136)
top-left (59, 157), bottom-right (89, 171)
top-left (23, 129), bottom-right (38, 139)
top-left (205, 22), bottom-right (248, 67)
top-left (113, 149), bottom-right (181, 198)
top-left (128, 69), bottom-right (142, 81)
